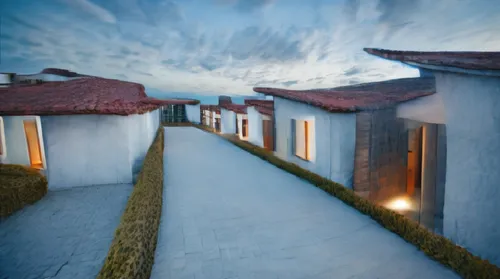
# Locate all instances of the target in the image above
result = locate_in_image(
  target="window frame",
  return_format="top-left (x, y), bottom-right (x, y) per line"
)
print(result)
top-left (292, 119), bottom-right (312, 161)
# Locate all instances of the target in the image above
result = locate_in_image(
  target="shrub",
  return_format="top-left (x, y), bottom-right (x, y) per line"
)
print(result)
top-left (184, 123), bottom-right (500, 279)
top-left (97, 128), bottom-right (164, 279)
top-left (0, 164), bottom-right (48, 218)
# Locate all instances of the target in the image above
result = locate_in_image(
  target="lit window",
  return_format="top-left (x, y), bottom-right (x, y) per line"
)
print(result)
top-left (23, 119), bottom-right (44, 169)
top-left (292, 119), bottom-right (312, 161)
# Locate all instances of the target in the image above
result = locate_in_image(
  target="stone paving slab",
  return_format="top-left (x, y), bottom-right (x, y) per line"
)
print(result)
top-left (151, 127), bottom-right (461, 279)
top-left (0, 183), bottom-right (132, 279)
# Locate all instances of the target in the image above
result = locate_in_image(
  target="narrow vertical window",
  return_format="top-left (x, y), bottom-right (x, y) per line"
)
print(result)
top-left (293, 119), bottom-right (311, 161)
top-left (23, 119), bottom-right (44, 169)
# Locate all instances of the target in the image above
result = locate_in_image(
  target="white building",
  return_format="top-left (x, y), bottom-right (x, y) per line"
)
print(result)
top-left (365, 48), bottom-right (500, 267)
top-left (244, 100), bottom-right (274, 151)
top-left (219, 104), bottom-right (248, 140)
top-left (0, 74), bottom-right (165, 190)
top-left (254, 76), bottom-right (448, 234)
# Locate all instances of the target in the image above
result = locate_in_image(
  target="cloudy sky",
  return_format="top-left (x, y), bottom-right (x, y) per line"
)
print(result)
top-left (1, 0), bottom-right (499, 96)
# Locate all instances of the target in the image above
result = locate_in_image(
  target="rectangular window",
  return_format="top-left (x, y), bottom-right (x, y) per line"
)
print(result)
top-left (23, 119), bottom-right (44, 169)
top-left (292, 119), bottom-right (311, 161)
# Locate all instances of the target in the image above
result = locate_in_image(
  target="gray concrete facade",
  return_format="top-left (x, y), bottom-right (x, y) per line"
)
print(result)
top-left (151, 127), bottom-right (459, 279)
top-left (436, 72), bottom-right (500, 266)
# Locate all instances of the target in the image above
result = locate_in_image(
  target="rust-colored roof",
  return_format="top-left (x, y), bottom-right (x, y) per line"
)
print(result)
top-left (147, 98), bottom-right (200, 105)
top-left (244, 99), bottom-right (274, 116)
top-left (220, 103), bottom-right (247, 114)
top-left (0, 77), bottom-right (165, 116)
top-left (254, 77), bottom-right (436, 113)
top-left (40, 68), bottom-right (88, 77)
top-left (364, 48), bottom-right (500, 71)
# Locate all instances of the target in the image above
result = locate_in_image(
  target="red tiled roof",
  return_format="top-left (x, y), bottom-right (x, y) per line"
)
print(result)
top-left (244, 99), bottom-right (274, 116)
top-left (40, 68), bottom-right (88, 77)
top-left (146, 98), bottom-right (200, 105)
top-left (364, 48), bottom-right (500, 71)
top-left (0, 77), bottom-right (165, 116)
top-left (220, 103), bottom-right (247, 114)
top-left (254, 77), bottom-right (436, 113)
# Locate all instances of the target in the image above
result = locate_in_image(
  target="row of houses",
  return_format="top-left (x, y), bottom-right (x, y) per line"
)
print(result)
top-left (200, 97), bottom-right (275, 151)
top-left (201, 48), bottom-right (500, 268)
top-left (0, 69), bottom-right (200, 188)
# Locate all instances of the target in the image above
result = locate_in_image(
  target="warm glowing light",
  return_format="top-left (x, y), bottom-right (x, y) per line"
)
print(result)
top-left (385, 197), bottom-right (412, 211)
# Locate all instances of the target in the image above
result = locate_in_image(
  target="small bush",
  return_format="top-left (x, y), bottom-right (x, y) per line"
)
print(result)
top-left (0, 164), bottom-right (48, 218)
top-left (97, 128), bottom-right (164, 279)
top-left (183, 123), bottom-right (500, 279)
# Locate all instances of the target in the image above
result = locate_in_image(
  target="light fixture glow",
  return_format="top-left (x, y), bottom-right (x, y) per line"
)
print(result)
top-left (385, 197), bottom-right (412, 211)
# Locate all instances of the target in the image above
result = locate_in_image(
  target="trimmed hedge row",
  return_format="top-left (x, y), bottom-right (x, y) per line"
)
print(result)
top-left (97, 128), bottom-right (164, 279)
top-left (0, 164), bottom-right (48, 218)
top-left (181, 123), bottom-right (500, 279)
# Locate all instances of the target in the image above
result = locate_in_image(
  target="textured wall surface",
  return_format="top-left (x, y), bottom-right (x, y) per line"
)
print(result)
top-left (436, 72), bottom-right (500, 266)
top-left (127, 110), bottom-right (159, 181)
top-left (397, 93), bottom-right (445, 124)
top-left (273, 97), bottom-right (356, 187)
top-left (247, 107), bottom-right (263, 147)
top-left (221, 109), bottom-right (236, 134)
top-left (186, 104), bottom-right (201, 123)
top-left (42, 115), bottom-right (133, 189)
top-left (40, 111), bottom-right (159, 190)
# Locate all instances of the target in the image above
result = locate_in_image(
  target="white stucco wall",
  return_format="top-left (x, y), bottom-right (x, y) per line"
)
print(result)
top-left (1, 116), bottom-right (46, 168)
top-left (435, 72), bottom-right (500, 266)
top-left (397, 94), bottom-right (445, 124)
top-left (127, 109), bottom-right (160, 180)
top-left (247, 106), bottom-right (264, 147)
top-left (221, 108), bottom-right (236, 134)
top-left (236, 113), bottom-right (248, 140)
top-left (186, 104), bottom-right (201, 123)
top-left (273, 97), bottom-right (356, 187)
top-left (41, 115), bottom-right (133, 189)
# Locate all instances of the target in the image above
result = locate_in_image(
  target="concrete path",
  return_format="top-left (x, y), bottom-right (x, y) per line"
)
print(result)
top-left (0, 183), bottom-right (132, 279)
top-left (151, 127), bottom-right (460, 279)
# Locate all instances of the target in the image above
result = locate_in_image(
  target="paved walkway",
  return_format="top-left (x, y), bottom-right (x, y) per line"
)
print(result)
top-left (0, 183), bottom-right (132, 279)
top-left (151, 127), bottom-right (459, 279)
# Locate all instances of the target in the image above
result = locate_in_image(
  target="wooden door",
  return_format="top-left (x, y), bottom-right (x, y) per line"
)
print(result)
top-left (262, 119), bottom-right (273, 151)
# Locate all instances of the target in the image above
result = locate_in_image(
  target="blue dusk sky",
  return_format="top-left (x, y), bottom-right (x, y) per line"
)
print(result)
top-left (1, 0), bottom-right (499, 97)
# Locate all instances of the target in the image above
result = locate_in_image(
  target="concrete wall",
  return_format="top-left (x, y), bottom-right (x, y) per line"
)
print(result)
top-left (435, 72), bottom-right (500, 266)
top-left (127, 109), bottom-right (159, 182)
top-left (247, 106), bottom-right (264, 147)
top-left (273, 97), bottom-right (356, 187)
top-left (1, 116), bottom-right (47, 168)
top-left (221, 108), bottom-right (236, 134)
top-left (186, 104), bottom-right (201, 123)
top-left (41, 115), bottom-right (132, 189)
top-left (397, 93), bottom-right (445, 124)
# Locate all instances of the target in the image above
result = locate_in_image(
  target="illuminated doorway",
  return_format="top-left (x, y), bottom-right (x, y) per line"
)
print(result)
top-left (23, 119), bottom-right (44, 169)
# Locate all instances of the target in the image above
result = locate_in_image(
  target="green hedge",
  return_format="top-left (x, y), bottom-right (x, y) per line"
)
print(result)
top-left (0, 164), bottom-right (48, 218)
top-left (174, 123), bottom-right (500, 279)
top-left (97, 128), bottom-right (164, 279)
